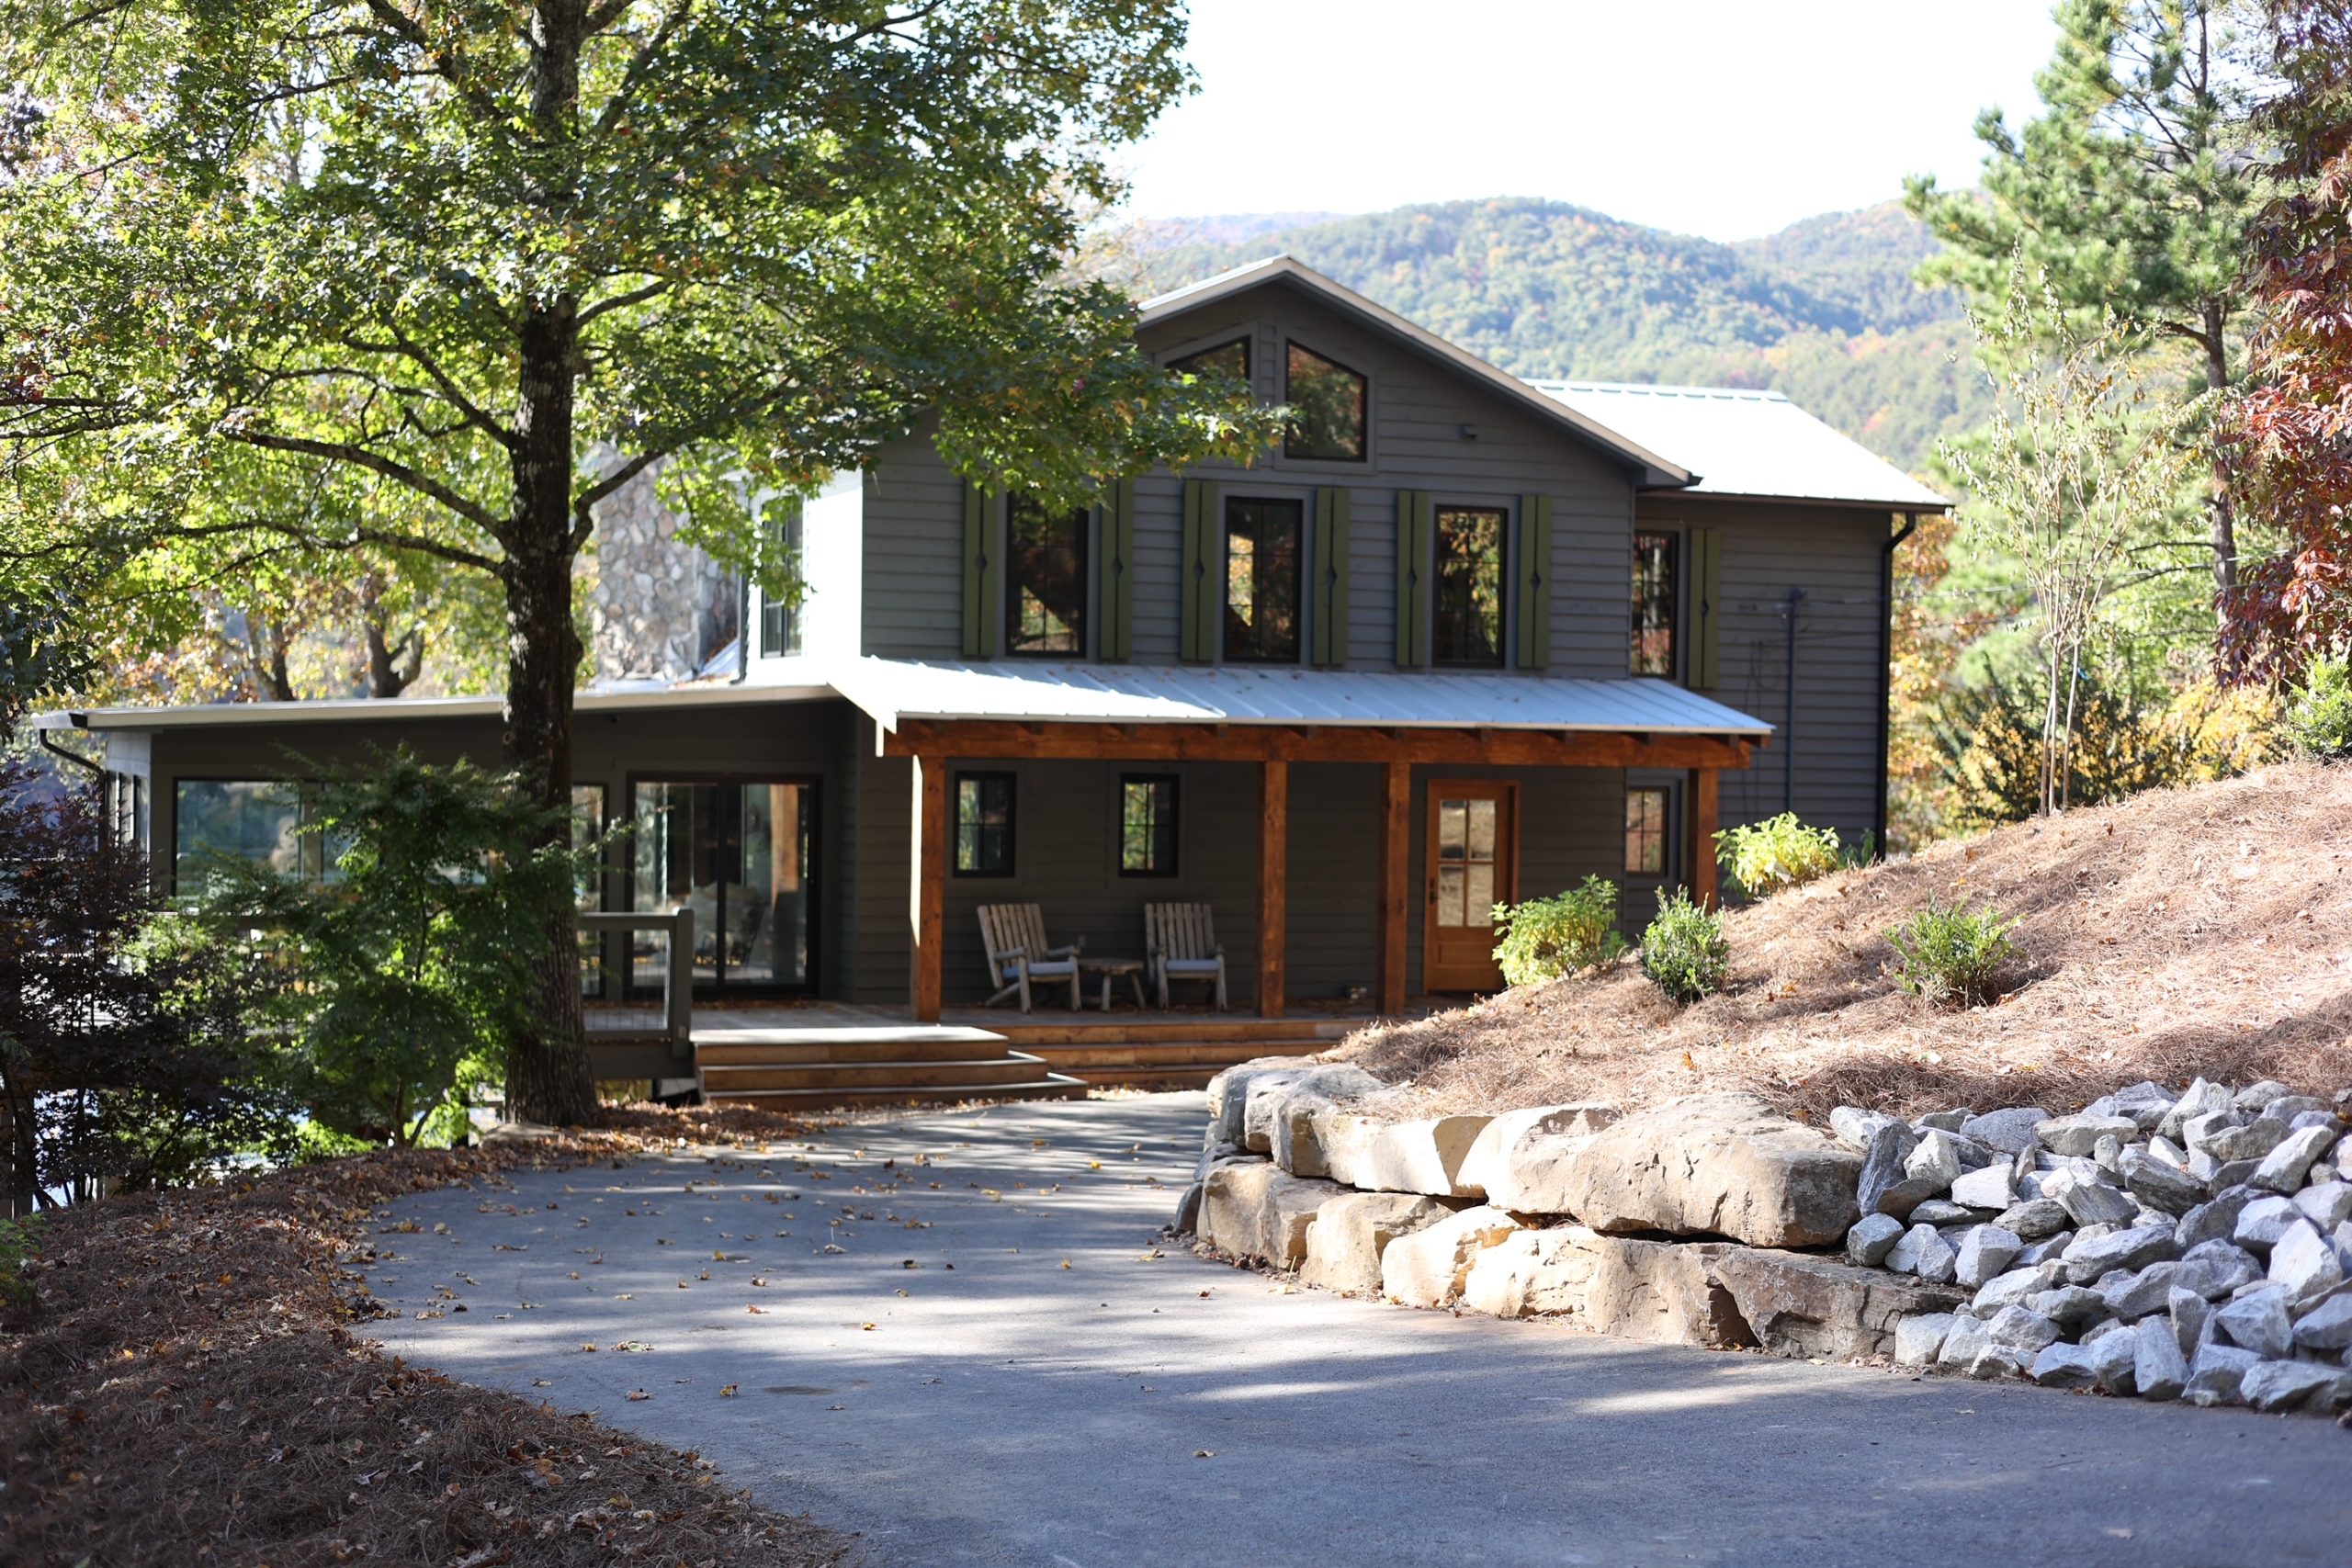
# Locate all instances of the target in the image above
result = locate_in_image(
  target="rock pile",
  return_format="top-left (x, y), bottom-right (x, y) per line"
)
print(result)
top-left (1832, 1079), bottom-right (2352, 1413)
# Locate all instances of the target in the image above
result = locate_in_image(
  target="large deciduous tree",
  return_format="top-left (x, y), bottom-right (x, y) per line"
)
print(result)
top-left (0, 2), bottom-right (1276, 1122)
top-left (1905, 0), bottom-right (2265, 608)
top-left (2219, 0), bottom-right (2352, 669)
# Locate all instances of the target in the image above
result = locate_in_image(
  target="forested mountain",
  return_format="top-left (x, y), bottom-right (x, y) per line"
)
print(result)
top-left (1115, 197), bottom-right (1987, 471)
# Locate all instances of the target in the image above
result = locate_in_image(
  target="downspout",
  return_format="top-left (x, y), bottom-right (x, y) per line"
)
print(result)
top-left (1781, 587), bottom-right (1805, 814)
top-left (40, 719), bottom-right (105, 780)
top-left (730, 568), bottom-right (752, 685)
top-left (1873, 513), bottom-right (1919, 852)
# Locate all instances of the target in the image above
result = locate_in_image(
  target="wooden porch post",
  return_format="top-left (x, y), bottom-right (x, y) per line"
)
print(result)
top-left (1377, 759), bottom-right (1409, 1015)
top-left (1687, 766), bottom-right (1720, 909)
top-left (910, 753), bottom-right (946, 1022)
top-left (1258, 759), bottom-right (1288, 1018)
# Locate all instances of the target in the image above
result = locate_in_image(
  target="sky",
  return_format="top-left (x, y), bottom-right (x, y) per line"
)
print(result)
top-left (1117, 0), bottom-right (2061, 241)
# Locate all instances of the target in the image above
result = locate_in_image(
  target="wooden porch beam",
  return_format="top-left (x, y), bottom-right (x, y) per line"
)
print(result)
top-left (1377, 760), bottom-right (1409, 1016)
top-left (1687, 765), bottom-right (1720, 910)
top-left (882, 719), bottom-right (1757, 772)
top-left (910, 754), bottom-right (946, 1022)
top-left (1258, 760), bottom-right (1288, 1018)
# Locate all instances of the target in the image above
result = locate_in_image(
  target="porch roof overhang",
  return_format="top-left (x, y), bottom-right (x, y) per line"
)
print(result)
top-left (834, 658), bottom-right (1770, 770)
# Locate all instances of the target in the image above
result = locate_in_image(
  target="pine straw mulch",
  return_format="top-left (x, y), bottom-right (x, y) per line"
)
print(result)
top-left (1340, 761), bottom-right (2352, 1124)
top-left (0, 1104), bottom-right (853, 1568)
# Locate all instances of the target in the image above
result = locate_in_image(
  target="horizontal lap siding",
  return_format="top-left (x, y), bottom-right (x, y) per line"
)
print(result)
top-left (859, 418), bottom-right (967, 660)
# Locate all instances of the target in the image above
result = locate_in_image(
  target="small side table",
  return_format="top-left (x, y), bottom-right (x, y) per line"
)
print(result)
top-left (1079, 955), bottom-right (1148, 1011)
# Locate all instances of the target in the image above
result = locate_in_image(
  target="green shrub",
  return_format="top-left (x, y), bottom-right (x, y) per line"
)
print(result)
top-left (2282, 656), bottom-right (2352, 761)
top-left (1640, 888), bottom-right (1728, 1005)
top-left (0, 1213), bottom-right (40, 1320)
top-left (1490, 876), bottom-right (1627, 987)
top-left (1714, 813), bottom-right (1847, 897)
top-left (1885, 896), bottom-right (2019, 1008)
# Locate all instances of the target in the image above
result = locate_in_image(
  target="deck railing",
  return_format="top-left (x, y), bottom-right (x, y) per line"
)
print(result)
top-left (579, 908), bottom-right (695, 1058)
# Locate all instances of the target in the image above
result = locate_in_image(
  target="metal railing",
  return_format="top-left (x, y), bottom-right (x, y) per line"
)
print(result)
top-left (579, 908), bottom-right (695, 1056)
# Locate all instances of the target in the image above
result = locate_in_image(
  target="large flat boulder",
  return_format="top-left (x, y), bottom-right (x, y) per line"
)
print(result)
top-left (1458, 1103), bottom-right (1621, 1203)
top-left (1207, 1058), bottom-right (1324, 1147)
top-left (1267, 1066), bottom-right (1388, 1177)
top-left (1379, 1204), bottom-right (1523, 1307)
top-left (1198, 1161), bottom-right (1348, 1268)
top-left (1300, 1191), bottom-right (1457, 1294)
top-left (1708, 1247), bottom-right (1970, 1360)
top-left (1551, 1093), bottom-right (1864, 1247)
top-left (1462, 1226), bottom-right (1754, 1348)
top-left (1326, 1112), bottom-right (1494, 1198)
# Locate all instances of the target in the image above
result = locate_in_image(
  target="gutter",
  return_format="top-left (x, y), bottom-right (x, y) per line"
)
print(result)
top-left (1873, 512), bottom-right (1920, 852)
top-left (40, 713), bottom-right (105, 780)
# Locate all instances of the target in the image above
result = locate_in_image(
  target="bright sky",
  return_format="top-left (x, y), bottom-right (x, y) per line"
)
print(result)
top-left (1118, 0), bottom-right (2060, 241)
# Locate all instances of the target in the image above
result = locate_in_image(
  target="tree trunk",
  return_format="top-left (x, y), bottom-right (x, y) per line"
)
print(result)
top-left (361, 576), bottom-right (422, 697)
top-left (2203, 300), bottom-right (2237, 616)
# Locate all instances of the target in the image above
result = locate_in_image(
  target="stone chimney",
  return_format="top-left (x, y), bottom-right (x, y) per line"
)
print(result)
top-left (583, 461), bottom-right (739, 684)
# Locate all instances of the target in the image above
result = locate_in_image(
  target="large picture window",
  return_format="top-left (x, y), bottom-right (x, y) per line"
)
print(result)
top-left (1223, 496), bottom-right (1303, 663)
top-left (173, 779), bottom-right (311, 893)
top-left (1118, 775), bottom-right (1180, 876)
top-left (1633, 531), bottom-right (1679, 677)
top-left (629, 780), bottom-right (815, 994)
top-left (955, 772), bottom-right (1016, 876)
top-left (1433, 506), bottom-right (1507, 667)
top-left (1006, 495), bottom-right (1089, 656)
top-left (1283, 343), bottom-right (1366, 461)
top-left (1625, 785), bottom-right (1669, 876)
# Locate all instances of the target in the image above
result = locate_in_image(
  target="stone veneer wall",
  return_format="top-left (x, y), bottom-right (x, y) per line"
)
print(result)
top-left (585, 460), bottom-right (738, 684)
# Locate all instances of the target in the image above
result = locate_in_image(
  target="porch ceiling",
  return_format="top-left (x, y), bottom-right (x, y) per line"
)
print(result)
top-left (831, 657), bottom-right (1773, 739)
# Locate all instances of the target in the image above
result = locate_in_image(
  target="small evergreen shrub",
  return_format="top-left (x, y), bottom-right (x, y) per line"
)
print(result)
top-left (2282, 656), bottom-right (2352, 761)
top-left (1885, 896), bottom-right (2019, 1008)
top-left (1489, 876), bottom-right (1626, 987)
top-left (1640, 888), bottom-right (1728, 1005)
top-left (1714, 812), bottom-right (1846, 897)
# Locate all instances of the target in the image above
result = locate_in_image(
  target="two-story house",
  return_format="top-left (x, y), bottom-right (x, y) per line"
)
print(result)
top-left (36, 256), bottom-right (1948, 1032)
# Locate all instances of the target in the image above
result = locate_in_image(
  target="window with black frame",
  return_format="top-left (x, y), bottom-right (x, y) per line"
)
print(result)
top-left (757, 505), bottom-right (803, 657)
top-left (1433, 506), bottom-right (1507, 666)
top-left (1223, 496), bottom-right (1302, 662)
top-left (1170, 336), bottom-right (1250, 386)
top-left (955, 772), bottom-right (1015, 875)
top-left (1283, 343), bottom-right (1366, 460)
top-left (1632, 531), bottom-right (1679, 677)
top-left (1118, 774), bottom-right (1180, 876)
top-left (1624, 785), bottom-right (1669, 876)
top-left (1006, 495), bottom-right (1088, 656)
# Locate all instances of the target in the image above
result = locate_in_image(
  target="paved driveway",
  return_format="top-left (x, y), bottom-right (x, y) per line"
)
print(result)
top-left (365, 1093), bottom-right (2350, 1568)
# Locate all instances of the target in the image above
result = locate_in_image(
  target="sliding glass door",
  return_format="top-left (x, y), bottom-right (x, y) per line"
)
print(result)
top-left (629, 779), bottom-right (816, 997)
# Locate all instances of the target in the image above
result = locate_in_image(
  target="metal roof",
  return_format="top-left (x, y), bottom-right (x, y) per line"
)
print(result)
top-left (1139, 256), bottom-right (1692, 489)
top-left (828, 658), bottom-right (1772, 737)
top-left (1524, 381), bottom-right (1952, 511)
top-left (32, 669), bottom-right (836, 732)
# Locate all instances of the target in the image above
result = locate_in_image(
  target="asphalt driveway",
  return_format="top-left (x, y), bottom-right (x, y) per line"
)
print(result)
top-left (364, 1093), bottom-right (2351, 1568)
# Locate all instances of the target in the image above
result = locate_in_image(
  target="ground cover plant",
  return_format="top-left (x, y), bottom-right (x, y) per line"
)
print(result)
top-left (1489, 877), bottom-right (1625, 987)
top-left (0, 1104), bottom-right (847, 1567)
top-left (1338, 761), bottom-right (2352, 1122)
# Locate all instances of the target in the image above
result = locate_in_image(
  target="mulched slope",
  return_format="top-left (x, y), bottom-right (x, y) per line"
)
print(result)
top-left (0, 1108), bottom-right (848, 1568)
top-left (1340, 761), bottom-right (2352, 1122)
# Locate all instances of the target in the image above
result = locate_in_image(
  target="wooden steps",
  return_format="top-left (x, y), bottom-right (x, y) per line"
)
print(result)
top-left (693, 1025), bottom-right (1083, 1109)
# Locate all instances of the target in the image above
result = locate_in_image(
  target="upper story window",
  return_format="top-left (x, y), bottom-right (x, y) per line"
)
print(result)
top-left (954, 772), bottom-right (1015, 875)
top-left (1170, 336), bottom-right (1250, 386)
top-left (1632, 531), bottom-right (1679, 676)
top-left (1283, 343), bottom-right (1366, 461)
top-left (757, 505), bottom-right (802, 657)
top-left (1006, 495), bottom-right (1088, 657)
top-left (1223, 496), bottom-right (1302, 663)
top-left (1433, 506), bottom-right (1507, 667)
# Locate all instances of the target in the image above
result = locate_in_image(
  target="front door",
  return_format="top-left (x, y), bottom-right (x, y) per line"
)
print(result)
top-left (1423, 779), bottom-right (1518, 993)
top-left (628, 779), bottom-right (817, 998)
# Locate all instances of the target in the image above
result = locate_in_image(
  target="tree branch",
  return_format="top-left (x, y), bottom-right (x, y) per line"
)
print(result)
top-left (226, 428), bottom-right (508, 536)
top-left (575, 277), bottom-right (673, 327)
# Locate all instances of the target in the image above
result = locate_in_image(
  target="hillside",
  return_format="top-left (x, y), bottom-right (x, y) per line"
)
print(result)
top-left (1338, 763), bottom-right (2352, 1122)
top-left (1118, 197), bottom-right (1990, 470)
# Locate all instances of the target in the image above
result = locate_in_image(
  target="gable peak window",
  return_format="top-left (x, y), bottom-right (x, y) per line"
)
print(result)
top-left (1170, 336), bottom-right (1250, 386)
top-left (954, 772), bottom-right (1016, 875)
top-left (1283, 343), bottom-right (1366, 461)
top-left (1223, 496), bottom-right (1303, 663)
top-left (1118, 774), bottom-right (1180, 876)
top-left (1433, 506), bottom-right (1507, 667)
top-left (1006, 495), bottom-right (1088, 657)
top-left (1633, 531), bottom-right (1679, 677)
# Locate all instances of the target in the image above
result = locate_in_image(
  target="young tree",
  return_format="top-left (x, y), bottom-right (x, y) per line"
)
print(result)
top-left (1905, 0), bottom-right (2266, 605)
top-left (1942, 265), bottom-right (2195, 814)
top-left (2220, 0), bottom-right (2352, 668)
top-left (0, 3), bottom-right (1279, 1122)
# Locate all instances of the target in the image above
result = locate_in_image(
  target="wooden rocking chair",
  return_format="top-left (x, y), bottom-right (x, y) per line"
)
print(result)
top-left (976, 904), bottom-right (1084, 1012)
top-left (1144, 901), bottom-right (1227, 1010)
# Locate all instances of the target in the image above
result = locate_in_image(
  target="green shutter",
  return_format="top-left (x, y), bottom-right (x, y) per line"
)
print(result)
top-left (961, 482), bottom-right (1001, 659)
top-left (1690, 525), bottom-right (1723, 689)
top-left (1179, 478), bottom-right (1221, 662)
top-left (1515, 493), bottom-right (1554, 671)
top-left (1394, 489), bottom-right (1431, 668)
top-left (1310, 487), bottom-right (1352, 666)
top-left (1096, 477), bottom-right (1136, 661)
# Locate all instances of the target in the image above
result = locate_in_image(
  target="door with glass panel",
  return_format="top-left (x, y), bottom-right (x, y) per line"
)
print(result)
top-left (1423, 780), bottom-right (1517, 993)
top-left (628, 779), bottom-right (816, 998)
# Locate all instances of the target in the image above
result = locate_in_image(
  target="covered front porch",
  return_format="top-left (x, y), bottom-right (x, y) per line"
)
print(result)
top-left (833, 659), bottom-right (1770, 1026)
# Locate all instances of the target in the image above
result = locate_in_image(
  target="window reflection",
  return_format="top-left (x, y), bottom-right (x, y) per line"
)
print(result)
top-left (1434, 507), bottom-right (1506, 667)
top-left (630, 781), bottom-right (813, 994)
top-left (1283, 343), bottom-right (1366, 461)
